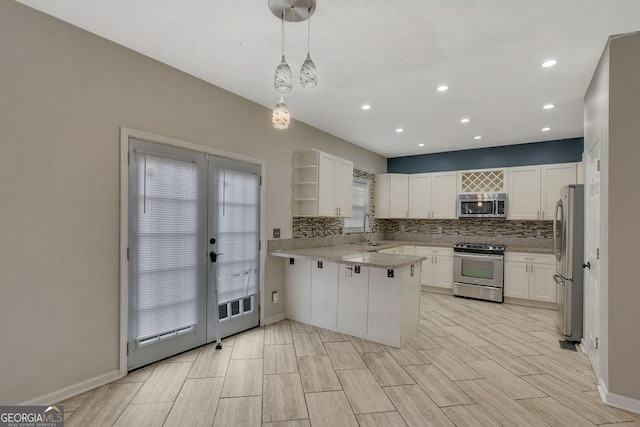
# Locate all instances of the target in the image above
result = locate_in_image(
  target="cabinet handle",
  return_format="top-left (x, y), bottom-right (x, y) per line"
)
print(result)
top-left (526, 264), bottom-right (529, 273)
top-left (542, 210), bottom-right (545, 218)
top-left (435, 256), bottom-right (437, 264)
top-left (537, 211), bottom-right (540, 219)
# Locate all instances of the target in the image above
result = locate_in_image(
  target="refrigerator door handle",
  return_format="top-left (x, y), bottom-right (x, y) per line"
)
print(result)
top-left (553, 200), bottom-right (563, 261)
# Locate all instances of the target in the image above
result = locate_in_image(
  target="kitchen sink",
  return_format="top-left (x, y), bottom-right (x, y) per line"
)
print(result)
top-left (349, 242), bottom-right (382, 247)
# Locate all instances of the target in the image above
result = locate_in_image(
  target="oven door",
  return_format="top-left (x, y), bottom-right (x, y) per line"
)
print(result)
top-left (453, 252), bottom-right (504, 288)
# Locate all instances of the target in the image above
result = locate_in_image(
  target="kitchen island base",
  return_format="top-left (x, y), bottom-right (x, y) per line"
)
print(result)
top-left (283, 259), bottom-right (421, 348)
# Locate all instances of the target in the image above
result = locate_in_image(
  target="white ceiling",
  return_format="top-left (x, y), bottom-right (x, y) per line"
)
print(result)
top-left (15, 0), bottom-right (640, 158)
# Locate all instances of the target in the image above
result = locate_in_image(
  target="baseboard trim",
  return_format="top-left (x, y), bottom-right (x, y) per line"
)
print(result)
top-left (421, 285), bottom-right (452, 295)
top-left (504, 297), bottom-right (557, 310)
top-left (263, 312), bottom-right (286, 325)
top-left (20, 370), bottom-right (122, 406)
top-left (598, 378), bottom-right (640, 415)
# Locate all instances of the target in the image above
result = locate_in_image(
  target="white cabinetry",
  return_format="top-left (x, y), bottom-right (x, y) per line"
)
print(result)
top-left (293, 149), bottom-right (353, 217)
top-left (310, 261), bottom-right (339, 328)
top-left (280, 257), bottom-right (421, 347)
top-left (415, 247), bottom-right (454, 289)
top-left (408, 173), bottom-right (457, 219)
top-left (504, 252), bottom-right (556, 303)
top-left (338, 265), bottom-right (369, 335)
top-left (376, 174), bottom-right (409, 218)
top-left (508, 163), bottom-right (577, 220)
top-left (285, 259), bottom-right (312, 322)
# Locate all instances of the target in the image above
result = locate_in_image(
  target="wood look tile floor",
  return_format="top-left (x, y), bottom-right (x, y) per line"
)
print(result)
top-left (60, 292), bottom-right (640, 426)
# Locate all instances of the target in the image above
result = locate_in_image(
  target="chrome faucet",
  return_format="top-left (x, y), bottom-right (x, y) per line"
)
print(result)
top-left (362, 213), bottom-right (371, 244)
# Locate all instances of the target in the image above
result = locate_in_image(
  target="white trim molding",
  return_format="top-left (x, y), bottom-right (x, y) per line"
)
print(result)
top-left (598, 378), bottom-right (640, 415)
top-left (20, 370), bottom-right (121, 406)
top-left (119, 127), bottom-right (267, 375)
top-left (264, 312), bottom-right (286, 326)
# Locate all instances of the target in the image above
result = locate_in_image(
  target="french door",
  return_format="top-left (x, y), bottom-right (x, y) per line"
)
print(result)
top-left (127, 139), bottom-right (260, 370)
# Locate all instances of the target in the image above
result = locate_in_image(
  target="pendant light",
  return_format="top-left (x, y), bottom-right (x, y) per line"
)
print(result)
top-left (299, 12), bottom-right (318, 88)
top-left (273, 1), bottom-right (293, 93)
top-left (272, 94), bottom-right (290, 129)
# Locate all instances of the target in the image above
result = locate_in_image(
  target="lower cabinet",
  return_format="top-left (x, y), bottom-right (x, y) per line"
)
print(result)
top-left (415, 247), bottom-right (454, 289)
top-left (310, 261), bottom-right (339, 328)
top-left (337, 264), bottom-right (369, 335)
top-left (504, 253), bottom-right (556, 303)
top-left (284, 258), bottom-right (312, 323)
top-left (282, 258), bottom-right (421, 347)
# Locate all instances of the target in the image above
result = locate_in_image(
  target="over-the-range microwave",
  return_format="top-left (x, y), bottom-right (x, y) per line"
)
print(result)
top-left (457, 193), bottom-right (507, 219)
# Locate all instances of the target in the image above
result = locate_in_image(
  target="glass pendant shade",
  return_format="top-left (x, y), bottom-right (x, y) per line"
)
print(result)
top-left (274, 56), bottom-right (293, 93)
top-left (300, 53), bottom-right (318, 88)
top-left (272, 95), bottom-right (290, 129)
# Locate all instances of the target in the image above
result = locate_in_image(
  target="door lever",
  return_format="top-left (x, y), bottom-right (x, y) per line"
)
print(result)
top-left (582, 262), bottom-right (591, 269)
top-left (210, 251), bottom-right (224, 263)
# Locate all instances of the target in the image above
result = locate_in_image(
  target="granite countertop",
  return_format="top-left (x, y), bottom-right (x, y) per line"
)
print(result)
top-left (269, 243), bottom-right (426, 269)
top-left (268, 239), bottom-right (554, 267)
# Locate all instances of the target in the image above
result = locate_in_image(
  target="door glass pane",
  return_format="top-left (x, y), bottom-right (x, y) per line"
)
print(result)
top-left (216, 167), bottom-right (260, 304)
top-left (461, 259), bottom-right (494, 279)
top-left (133, 154), bottom-right (200, 342)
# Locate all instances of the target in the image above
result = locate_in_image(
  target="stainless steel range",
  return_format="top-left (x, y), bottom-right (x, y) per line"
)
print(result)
top-left (453, 243), bottom-right (505, 303)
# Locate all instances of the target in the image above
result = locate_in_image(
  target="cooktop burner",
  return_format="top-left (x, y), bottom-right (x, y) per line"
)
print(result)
top-left (453, 243), bottom-right (506, 254)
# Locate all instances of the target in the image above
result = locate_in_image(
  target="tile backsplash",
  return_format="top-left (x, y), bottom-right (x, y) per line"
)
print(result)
top-left (376, 218), bottom-right (553, 239)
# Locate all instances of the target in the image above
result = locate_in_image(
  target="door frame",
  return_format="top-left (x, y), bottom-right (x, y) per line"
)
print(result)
top-left (119, 127), bottom-right (266, 377)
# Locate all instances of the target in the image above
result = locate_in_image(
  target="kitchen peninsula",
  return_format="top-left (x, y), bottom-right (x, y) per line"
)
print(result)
top-left (270, 243), bottom-right (425, 347)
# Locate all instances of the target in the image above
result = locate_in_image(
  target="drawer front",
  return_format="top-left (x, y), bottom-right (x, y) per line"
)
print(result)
top-left (505, 252), bottom-right (555, 265)
top-left (415, 246), bottom-right (453, 256)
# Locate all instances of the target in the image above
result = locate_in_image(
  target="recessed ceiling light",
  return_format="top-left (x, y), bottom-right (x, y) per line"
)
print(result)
top-left (418, 143), bottom-right (425, 147)
top-left (396, 128), bottom-right (404, 133)
top-left (542, 127), bottom-right (551, 132)
top-left (474, 136), bottom-right (482, 140)
top-left (361, 104), bottom-right (371, 110)
top-left (543, 104), bottom-right (555, 110)
top-left (460, 118), bottom-right (470, 123)
top-left (437, 85), bottom-right (449, 92)
top-left (542, 59), bottom-right (557, 68)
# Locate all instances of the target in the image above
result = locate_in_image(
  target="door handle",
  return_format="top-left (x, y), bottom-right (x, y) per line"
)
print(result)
top-left (553, 274), bottom-right (565, 286)
top-left (209, 251), bottom-right (224, 263)
top-left (582, 262), bottom-right (591, 269)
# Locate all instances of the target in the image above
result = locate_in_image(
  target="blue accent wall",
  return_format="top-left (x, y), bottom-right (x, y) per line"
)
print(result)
top-left (387, 138), bottom-right (584, 173)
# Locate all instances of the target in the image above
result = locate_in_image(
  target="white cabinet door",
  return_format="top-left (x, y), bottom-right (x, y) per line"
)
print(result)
top-left (509, 166), bottom-right (541, 220)
top-left (285, 259), bottom-right (312, 322)
top-left (431, 172), bottom-right (457, 219)
top-left (389, 174), bottom-right (409, 218)
top-left (541, 163), bottom-right (577, 220)
top-left (310, 261), bottom-right (339, 328)
top-left (402, 245), bottom-right (417, 256)
top-left (337, 265), bottom-right (369, 335)
top-left (335, 158), bottom-right (353, 217)
top-left (504, 261), bottom-right (529, 299)
top-left (416, 247), bottom-right (435, 286)
top-left (368, 267), bottom-right (401, 344)
top-left (433, 255), bottom-right (453, 289)
top-left (529, 263), bottom-right (556, 303)
top-left (408, 174), bottom-right (432, 218)
top-left (317, 153), bottom-right (337, 217)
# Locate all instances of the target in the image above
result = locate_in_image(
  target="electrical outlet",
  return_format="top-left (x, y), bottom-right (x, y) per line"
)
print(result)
top-left (273, 228), bottom-right (281, 238)
top-left (345, 266), bottom-right (353, 277)
top-left (272, 291), bottom-right (279, 304)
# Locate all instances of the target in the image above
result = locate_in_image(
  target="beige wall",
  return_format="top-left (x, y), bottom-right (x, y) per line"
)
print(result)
top-left (585, 31), bottom-right (640, 403)
top-left (607, 32), bottom-right (640, 401)
top-left (0, 1), bottom-right (386, 404)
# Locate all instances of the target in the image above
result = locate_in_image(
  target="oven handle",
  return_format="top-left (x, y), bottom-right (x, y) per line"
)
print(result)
top-left (453, 252), bottom-right (504, 260)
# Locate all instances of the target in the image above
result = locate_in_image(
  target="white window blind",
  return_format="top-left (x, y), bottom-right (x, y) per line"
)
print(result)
top-left (216, 167), bottom-right (260, 304)
top-left (344, 178), bottom-right (370, 231)
top-left (133, 154), bottom-right (200, 341)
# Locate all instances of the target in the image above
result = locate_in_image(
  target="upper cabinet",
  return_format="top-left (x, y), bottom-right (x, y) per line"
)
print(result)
top-left (293, 149), bottom-right (353, 217)
top-left (408, 173), bottom-right (456, 219)
top-left (376, 174), bottom-right (409, 218)
top-left (508, 163), bottom-right (577, 220)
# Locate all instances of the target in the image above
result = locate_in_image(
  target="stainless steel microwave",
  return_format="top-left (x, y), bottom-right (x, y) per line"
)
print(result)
top-left (457, 193), bottom-right (507, 219)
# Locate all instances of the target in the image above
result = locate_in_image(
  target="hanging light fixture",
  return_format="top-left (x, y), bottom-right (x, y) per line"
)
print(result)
top-left (272, 94), bottom-right (290, 129)
top-left (273, 0), bottom-right (292, 93)
top-left (269, 0), bottom-right (317, 128)
top-left (300, 11), bottom-right (318, 88)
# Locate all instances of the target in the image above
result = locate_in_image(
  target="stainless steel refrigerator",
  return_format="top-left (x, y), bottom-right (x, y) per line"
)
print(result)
top-left (553, 184), bottom-right (584, 342)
